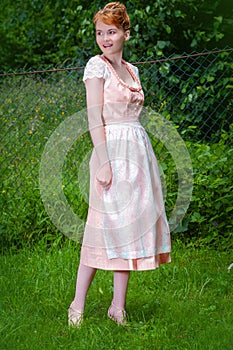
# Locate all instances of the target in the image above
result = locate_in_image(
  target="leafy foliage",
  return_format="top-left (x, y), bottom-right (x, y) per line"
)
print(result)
top-left (174, 130), bottom-right (233, 250)
top-left (0, 0), bottom-right (232, 71)
top-left (140, 50), bottom-right (233, 142)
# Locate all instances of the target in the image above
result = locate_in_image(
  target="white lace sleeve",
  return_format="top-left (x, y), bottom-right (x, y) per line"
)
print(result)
top-left (83, 56), bottom-right (108, 82)
top-left (131, 64), bottom-right (141, 81)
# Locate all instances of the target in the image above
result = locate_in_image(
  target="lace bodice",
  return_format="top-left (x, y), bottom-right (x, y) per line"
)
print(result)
top-left (83, 55), bottom-right (141, 89)
top-left (83, 55), bottom-right (144, 124)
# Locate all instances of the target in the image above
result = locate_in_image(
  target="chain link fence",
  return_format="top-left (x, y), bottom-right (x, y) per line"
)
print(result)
top-left (0, 48), bottom-right (232, 250)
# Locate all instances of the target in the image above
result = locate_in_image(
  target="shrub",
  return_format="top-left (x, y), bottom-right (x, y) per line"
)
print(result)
top-left (171, 127), bottom-right (233, 250)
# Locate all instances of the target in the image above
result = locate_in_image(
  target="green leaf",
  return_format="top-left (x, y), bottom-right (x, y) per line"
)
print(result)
top-left (157, 40), bottom-right (167, 49)
top-left (164, 24), bottom-right (172, 34)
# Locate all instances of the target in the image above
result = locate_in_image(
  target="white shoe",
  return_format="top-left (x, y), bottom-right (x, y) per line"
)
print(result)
top-left (68, 306), bottom-right (83, 327)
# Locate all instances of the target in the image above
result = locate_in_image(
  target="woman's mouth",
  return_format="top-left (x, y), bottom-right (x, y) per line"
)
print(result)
top-left (103, 44), bottom-right (113, 48)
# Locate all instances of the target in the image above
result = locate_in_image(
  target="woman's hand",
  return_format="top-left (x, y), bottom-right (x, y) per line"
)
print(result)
top-left (96, 162), bottom-right (112, 190)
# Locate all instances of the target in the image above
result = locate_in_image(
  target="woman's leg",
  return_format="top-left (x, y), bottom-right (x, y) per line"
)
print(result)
top-left (70, 263), bottom-right (97, 312)
top-left (108, 270), bottom-right (130, 324)
top-left (113, 270), bottom-right (130, 309)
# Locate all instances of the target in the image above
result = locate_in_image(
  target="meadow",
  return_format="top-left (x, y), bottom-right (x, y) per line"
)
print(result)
top-left (1, 240), bottom-right (233, 350)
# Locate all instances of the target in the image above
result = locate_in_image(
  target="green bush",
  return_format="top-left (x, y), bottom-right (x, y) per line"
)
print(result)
top-left (1, 0), bottom-right (232, 71)
top-left (172, 128), bottom-right (233, 250)
top-left (0, 72), bottom-right (86, 253)
top-left (140, 50), bottom-right (233, 142)
top-left (149, 123), bottom-right (233, 251)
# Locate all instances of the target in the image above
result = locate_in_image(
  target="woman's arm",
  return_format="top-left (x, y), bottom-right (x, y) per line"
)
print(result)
top-left (85, 77), bottom-right (112, 189)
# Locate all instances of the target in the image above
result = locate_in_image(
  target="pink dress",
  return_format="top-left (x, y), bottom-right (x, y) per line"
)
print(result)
top-left (80, 55), bottom-right (171, 270)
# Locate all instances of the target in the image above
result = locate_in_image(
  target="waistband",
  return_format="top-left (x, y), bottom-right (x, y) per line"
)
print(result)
top-left (105, 121), bottom-right (142, 128)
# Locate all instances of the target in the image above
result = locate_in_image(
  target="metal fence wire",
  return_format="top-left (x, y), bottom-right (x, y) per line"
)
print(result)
top-left (0, 48), bottom-right (232, 247)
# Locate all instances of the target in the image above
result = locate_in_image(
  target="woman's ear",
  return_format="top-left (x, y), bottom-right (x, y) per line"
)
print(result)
top-left (124, 30), bottom-right (130, 41)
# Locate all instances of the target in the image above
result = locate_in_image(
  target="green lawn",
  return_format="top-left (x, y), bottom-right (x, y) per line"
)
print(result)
top-left (0, 240), bottom-right (232, 350)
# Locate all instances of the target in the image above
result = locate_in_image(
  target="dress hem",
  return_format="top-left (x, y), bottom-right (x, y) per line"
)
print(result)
top-left (80, 248), bottom-right (171, 271)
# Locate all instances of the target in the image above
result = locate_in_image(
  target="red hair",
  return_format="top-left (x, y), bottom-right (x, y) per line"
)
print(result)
top-left (93, 2), bottom-right (130, 32)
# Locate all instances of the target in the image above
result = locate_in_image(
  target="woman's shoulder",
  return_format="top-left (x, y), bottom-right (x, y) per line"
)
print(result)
top-left (85, 55), bottom-right (108, 72)
top-left (86, 55), bottom-right (104, 65)
top-left (83, 55), bottom-right (108, 81)
top-left (125, 61), bottom-right (140, 79)
top-left (127, 61), bottom-right (139, 73)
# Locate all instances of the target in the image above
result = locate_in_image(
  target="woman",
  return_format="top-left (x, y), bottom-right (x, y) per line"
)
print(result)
top-left (68, 2), bottom-right (171, 327)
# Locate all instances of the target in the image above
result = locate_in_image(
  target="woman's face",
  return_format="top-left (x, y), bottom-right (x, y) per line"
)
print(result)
top-left (95, 20), bottom-right (129, 56)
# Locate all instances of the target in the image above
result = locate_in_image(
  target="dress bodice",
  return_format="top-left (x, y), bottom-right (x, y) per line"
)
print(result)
top-left (83, 55), bottom-right (144, 125)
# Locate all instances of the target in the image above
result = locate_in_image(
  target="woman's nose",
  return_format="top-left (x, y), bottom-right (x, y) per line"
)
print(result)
top-left (103, 33), bottom-right (110, 41)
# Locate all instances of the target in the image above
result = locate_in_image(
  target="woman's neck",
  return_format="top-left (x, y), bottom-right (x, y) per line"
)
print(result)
top-left (103, 53), bottom-right (123, 68)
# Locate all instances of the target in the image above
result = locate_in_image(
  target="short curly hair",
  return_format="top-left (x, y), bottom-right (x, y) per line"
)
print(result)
top-left (93, 2), bottom-right (130, 32)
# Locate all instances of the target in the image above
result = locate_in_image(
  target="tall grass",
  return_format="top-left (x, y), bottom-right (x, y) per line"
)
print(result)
top-left (1, 240), bottom-right (232, 350)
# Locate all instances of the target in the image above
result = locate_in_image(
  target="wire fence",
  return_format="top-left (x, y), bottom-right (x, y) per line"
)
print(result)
top-left (0, 48), bottom-right (232, 249)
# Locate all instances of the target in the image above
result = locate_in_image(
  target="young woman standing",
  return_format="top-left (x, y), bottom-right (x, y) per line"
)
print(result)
top-left (68, 2), bottom-right (171, 327)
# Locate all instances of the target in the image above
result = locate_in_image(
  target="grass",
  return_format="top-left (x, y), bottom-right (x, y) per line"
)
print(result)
top-left (0, 240), bottom-right (232, 350)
